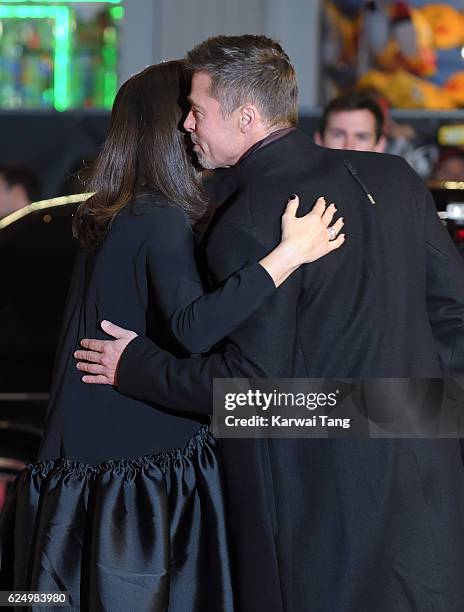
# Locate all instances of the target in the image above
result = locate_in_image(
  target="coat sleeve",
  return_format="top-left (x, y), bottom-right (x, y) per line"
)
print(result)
top-left (144, 204), bottom-right (276, 354)
top-left (117, 270), bottom-right (302, 416)
top-left (406, 161), bottom-right (464, 375)
top-left (117, 335), bottom-right (264, 415)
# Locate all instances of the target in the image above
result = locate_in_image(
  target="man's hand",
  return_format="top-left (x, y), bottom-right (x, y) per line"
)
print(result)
top-left (74, 320), bottom-right (138, 385)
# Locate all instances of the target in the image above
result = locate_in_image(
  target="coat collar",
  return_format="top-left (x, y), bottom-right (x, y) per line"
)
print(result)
top-left (236, 127), bottom-right (296, 165)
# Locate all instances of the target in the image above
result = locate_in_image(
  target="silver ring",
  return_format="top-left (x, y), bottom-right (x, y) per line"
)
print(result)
top-left (327, 226), bottom-right (338, 241)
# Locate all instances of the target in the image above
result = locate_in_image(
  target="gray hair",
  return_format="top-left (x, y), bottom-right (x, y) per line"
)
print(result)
top-left (186, 35), bottom-right (298, 129)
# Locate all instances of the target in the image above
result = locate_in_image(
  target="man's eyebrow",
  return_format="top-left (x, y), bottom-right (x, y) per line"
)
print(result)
top-left (188, 97), bottom-right (203, 110)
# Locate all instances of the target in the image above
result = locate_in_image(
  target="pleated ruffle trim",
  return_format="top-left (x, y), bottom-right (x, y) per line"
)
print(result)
top-left (27, 423), bottom-right (212, 476)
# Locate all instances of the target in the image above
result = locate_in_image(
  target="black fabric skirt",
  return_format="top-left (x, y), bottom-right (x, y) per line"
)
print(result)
top-left (0, 425), bottom-right (234, 612)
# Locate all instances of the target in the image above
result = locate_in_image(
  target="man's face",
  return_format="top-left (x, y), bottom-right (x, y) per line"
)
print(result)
top-left (433, 157), bottom-right (464, 182)
top-left (0, 174), bottom-right (30, 219)
top-left (317, 109), bottom-right (385, 153)
top-left (183, 71), bottom-right (244, 169)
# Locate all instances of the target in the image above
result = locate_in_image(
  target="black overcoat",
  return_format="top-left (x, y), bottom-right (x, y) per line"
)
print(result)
top-left (119, 129), bottom-right (464, 612)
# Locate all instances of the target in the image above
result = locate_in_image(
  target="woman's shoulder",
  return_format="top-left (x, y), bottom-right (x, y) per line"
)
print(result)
top-left (121, 192), bottom-right (190, 225)
top-left (111, 192), bottom-right (193, 248)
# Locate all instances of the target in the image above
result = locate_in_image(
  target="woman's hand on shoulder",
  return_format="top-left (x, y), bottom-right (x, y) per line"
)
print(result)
top-left (259, 195), bottom-right (345, 287)
top-left (280, 194), bottom-right (345, 266)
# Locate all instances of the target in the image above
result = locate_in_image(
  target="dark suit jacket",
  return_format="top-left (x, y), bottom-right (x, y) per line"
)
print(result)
top-left (118, 130), bottom-right (464, 611)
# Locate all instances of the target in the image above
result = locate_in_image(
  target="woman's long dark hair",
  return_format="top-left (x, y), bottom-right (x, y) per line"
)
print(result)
top-left (73, 61), bottom-right (208, 249)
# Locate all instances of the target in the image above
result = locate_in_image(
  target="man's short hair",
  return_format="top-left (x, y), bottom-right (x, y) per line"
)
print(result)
top-left (319, 91), bottom-right (385, 141)
top-left (186, 34), bottom-right (298, 129)
top-left (0, 164), bottom-right (40, 202)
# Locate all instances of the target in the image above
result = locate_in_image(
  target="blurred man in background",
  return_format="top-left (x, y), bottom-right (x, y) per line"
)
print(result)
top-left (432, 148), bottom-right (464, 183)
top-left (0, 165), bottom-right (40, 220)
top-left (315, 90), bottom-right (387, 152)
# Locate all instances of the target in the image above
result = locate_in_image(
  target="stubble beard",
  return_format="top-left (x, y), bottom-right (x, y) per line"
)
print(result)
top-left (195, 150), bottom-right (216, 170)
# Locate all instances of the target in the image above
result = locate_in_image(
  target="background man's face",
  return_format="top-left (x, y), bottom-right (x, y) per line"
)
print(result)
top-left (433, 157), bottom-right (464, 182)
top-left (183, 71), bottom-right (243, 169)
top-left (0, 174), bottom-right (24, 219)
top-left (318, 109), bottom-right (385, 153)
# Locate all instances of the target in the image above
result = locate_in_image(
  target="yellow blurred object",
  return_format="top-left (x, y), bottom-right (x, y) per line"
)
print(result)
top-left (358, 70), bottom-right (391, 94)
top-left (359, 69), bottom-right (456, 109)
top-left (376, 39), bottom-right (403, 70)
top-left (408, 8), bottom-right (437, 76)
top-left (443, 72), bottom-right (464, 106)
top-left (372, 9), bottom-right (436, 77)
top-left (324, 1), bottom-right (358, 63)
top-left (0, 193), bottom-right (92, 230)
top-left (438, 124), bottom-right (464, 146)
top-left (420, 4), bottom-right (464, 50)
top-left (324, 1), bottom-right (464, 110)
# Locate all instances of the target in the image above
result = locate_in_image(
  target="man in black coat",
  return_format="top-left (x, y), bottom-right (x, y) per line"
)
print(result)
top-left (76, 36), bottom-right (464, 611)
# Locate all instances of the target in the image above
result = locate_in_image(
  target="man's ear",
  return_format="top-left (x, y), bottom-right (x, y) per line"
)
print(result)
top-left (314, 131), bottom-right (323, 146)
top-left (374, 135), bottom-right (387, 153)
top-left (239, 105), bottom-right (258, 133)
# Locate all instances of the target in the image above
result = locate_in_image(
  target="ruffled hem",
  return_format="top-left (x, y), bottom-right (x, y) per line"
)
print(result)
top-left (27, 423), bottom-right (212, 476)
top-left (0, 425), bottom-right (234, 612)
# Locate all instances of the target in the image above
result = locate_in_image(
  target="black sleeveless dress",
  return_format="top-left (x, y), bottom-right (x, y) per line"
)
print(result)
top-left (0, 194), bottom-right (276, 611)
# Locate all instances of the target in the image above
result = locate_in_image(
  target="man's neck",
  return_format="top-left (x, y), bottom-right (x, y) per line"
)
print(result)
top-left (245, 124), bottom-right (289, 149)
top-left (236, 125), bottom-right (296, 165)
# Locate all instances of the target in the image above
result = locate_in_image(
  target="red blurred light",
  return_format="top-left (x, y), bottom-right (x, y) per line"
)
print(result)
top-left (454, 228), bottom-right (464, 243)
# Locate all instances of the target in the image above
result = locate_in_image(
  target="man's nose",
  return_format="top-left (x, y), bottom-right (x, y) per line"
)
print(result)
top-left (345, 137), bottom-right (356, 151)
top-left (184, 110), bottom-right (195, 132)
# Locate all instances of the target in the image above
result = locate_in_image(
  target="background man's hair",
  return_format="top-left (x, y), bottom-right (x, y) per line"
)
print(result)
top-left (319, 90), bottom-right (386, 141)
top-left (0, 164), bottom-right (41, 202)
top-left (186, 34), bottom-right (298, 129)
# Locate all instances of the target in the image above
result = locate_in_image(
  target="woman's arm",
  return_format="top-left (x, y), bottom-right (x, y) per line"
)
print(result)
top-left (145, 196), bottom-right (343, 354)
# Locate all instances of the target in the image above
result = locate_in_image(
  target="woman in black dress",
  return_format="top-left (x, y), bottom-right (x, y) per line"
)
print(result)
top-left (0, 62), bottom-right (343, 611)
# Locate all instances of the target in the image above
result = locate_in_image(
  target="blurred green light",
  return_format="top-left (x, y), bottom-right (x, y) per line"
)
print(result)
top-left (104, 71), bottom-right (117, 108)
top-left (102, 25), bottom-right (117, 109)
top-left (0, 5), bottom-right (71, 111)
top-left (42, 87), bottom-right (54, 104)
top-left (3, 1), bottom-right (121, 3)
top-left (109, 6), bottom-right (124, 20)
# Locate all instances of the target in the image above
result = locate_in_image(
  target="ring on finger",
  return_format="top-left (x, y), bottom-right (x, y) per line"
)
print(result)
top-left (327, 226), bottom-right (338, 241)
